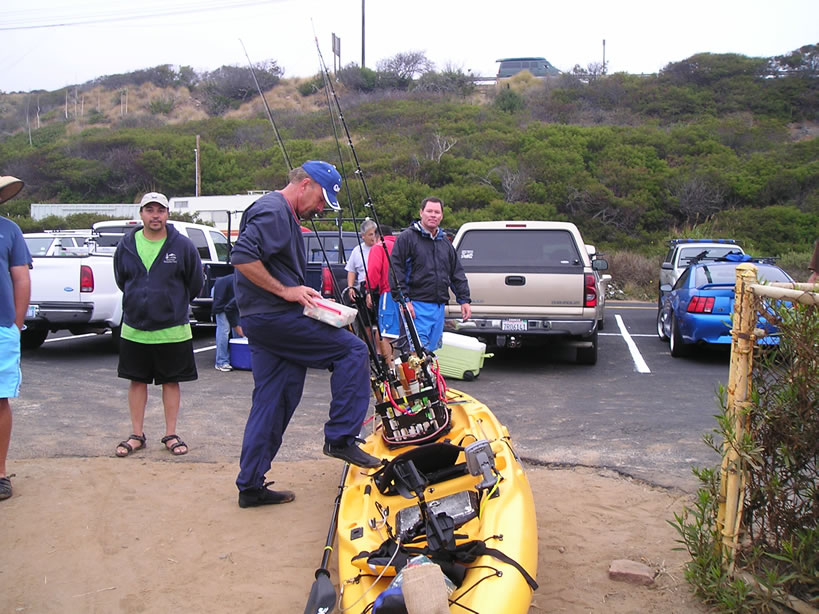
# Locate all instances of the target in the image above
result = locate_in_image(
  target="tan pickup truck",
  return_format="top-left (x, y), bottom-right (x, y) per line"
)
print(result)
top-left (445, 221), bottom-right (610, 364)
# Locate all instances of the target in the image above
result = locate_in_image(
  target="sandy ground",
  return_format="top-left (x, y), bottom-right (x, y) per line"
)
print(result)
top-left (1, 456), bottom-right (708, 614)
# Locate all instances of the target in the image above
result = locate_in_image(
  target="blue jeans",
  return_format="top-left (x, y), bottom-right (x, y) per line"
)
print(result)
top-left (214, 312), bottom-right (231, 367)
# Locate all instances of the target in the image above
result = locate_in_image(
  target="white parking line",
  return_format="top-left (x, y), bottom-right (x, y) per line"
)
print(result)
top-left (194, 344), bottom-right (216, 354)
top-left (614, 314), bottom-right (651, 373)
top-left (43, 332), bottom-right (101, 343)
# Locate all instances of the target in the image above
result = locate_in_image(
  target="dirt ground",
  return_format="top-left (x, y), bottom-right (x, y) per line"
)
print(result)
top-left (1, 456), bottom-right (709, 613)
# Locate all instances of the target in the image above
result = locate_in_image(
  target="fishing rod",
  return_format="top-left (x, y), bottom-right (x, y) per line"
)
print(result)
top-left (312, 37), bottom-right (432, 370)
top-left (239, 39), bottom-right (291, 171)
top-left (239, 40), bottom-right (353, 307)
top-left (312, 40), bottom-right (386, 379)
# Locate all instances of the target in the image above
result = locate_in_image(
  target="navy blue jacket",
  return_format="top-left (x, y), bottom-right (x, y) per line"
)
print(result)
top-left (114, 223), bottom-right (204, 331)
top-left (231, 191), bottom-right (306, 317)
top-left (212, 273), bottom-right (240, 328)
top-left (390, 221), bottom-right (471, 305)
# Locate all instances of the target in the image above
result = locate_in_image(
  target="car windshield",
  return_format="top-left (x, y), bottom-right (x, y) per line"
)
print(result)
top-left (680, 246), bottom-right (742, 265)
top-left (695, 264), bottom-right (791, 286)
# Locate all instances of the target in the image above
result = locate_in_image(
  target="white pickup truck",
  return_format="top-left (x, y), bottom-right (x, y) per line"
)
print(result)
top-left (23, 221), bottom-right (232, 350)
top-left (22, 240), bottom-right (122, 349)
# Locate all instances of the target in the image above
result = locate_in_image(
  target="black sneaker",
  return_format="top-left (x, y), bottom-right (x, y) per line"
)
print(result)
top-left (323, 441), bottom-right (382, 468)
top-left (0, 475), bottom-right (11, 501)
top-left (238, 482), bottom-right (295, 508)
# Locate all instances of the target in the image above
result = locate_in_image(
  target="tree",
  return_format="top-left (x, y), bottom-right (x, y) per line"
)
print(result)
top-left (376, 51), bottom-right (434, 82)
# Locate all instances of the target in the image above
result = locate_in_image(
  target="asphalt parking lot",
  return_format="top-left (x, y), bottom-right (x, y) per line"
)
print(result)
top-left (11, 301), bottom-right (731, 491)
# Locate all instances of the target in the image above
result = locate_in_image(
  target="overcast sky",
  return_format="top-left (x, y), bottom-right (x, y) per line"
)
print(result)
top-left (1, 0), bottom-right (817, 93)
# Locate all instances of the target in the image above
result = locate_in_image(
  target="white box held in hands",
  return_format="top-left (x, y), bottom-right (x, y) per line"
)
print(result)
top-left (303, 298), bottom-right (358, 328)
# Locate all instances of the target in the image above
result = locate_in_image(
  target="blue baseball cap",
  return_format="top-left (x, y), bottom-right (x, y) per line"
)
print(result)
top-left (303, 160), bottom-right (342, 211)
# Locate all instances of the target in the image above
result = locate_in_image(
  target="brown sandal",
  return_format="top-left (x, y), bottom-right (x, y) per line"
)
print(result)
top-left (116, 433), bottom-right (146, 457)
top-left (161, 434), bottom-right (188, 456)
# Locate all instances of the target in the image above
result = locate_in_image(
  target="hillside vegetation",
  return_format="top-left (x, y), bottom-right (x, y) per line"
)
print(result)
top-left (1, 46), bottom-right (817, 293)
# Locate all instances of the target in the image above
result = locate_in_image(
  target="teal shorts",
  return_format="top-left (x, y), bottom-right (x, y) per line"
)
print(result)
top-left (0, 325), bottom-right (22, 398)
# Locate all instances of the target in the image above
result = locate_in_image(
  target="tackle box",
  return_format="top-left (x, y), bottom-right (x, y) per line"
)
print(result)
top-left (303, 297), bottom-right (357, 328)
top-left (434, 332), bottom-right (492, 381)
top-left (229, 337), bottom-right (252, 370)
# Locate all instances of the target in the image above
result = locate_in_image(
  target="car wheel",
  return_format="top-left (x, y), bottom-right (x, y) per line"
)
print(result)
top-left (597, 317), bottom-right (605, 331)
top-left (576, 331), bottom-right (598, 365)
top-left (20, 327), bottom-right (48, 350)
top-left (669, 316), bottom-right (689, 358)
top-left (656, 309), bottom-right (669, 341)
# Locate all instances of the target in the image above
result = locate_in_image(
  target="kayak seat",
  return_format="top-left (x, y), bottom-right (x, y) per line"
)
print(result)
top-left (374, 442), bottom-right (467, 498)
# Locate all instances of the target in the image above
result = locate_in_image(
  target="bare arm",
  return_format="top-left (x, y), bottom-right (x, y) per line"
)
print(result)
top-left (10, 265), bottom-right (31, 330)
top-left (347, 271), bottom-right (357, 298)
top-left (233, 260), bottom-right (319, 307)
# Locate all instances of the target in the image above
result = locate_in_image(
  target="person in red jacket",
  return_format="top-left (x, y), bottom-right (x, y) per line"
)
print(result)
top-left (366, 225), bottom-right (398, 361)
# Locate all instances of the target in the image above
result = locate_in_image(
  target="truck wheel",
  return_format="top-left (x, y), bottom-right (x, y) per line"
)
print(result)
top-left (576, 331), bottom-right (598, 365)
top-left (21, 328), bottom-right (48, 350)
top-left (669, 316), bottom-right (689, 358)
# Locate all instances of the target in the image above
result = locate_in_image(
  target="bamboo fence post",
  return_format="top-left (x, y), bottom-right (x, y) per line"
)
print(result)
top-left (717, 263), bottom-right (757, 572)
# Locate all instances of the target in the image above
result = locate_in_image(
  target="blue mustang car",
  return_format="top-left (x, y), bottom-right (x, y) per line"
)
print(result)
top-left (656, 258), bottom-right (793, 357)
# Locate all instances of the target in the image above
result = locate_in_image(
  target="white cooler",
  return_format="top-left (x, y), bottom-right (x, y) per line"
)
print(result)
top-left (434, 332), bottom-right (492, 381)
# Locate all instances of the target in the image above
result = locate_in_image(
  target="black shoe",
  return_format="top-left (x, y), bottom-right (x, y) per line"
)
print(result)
top-left (323, 441), bottom-right (382, 468)
top-left (0, 475), bottom-right (11, 501)
top-left (238, 482), bottom-right (295, 508)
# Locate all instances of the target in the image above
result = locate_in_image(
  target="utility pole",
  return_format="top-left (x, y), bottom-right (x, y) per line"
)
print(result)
top-left (361, 0), bottom-right (365, 68)
top-left (602, 39), bottom-right (606, 74)
top-left (195, 135), bottom-right (201, 197)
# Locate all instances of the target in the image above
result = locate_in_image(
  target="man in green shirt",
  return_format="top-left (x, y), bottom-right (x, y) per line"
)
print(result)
top-left (113, 192), bottom-right (204, 457)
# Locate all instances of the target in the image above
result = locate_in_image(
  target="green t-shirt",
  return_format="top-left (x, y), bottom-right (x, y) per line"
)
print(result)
top-left (121, 230), bottom-right (192, 344)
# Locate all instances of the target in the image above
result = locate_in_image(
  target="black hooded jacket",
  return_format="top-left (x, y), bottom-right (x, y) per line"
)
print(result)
top-left (114, 223), bottom-right (204, 331)
top-left (389, 221), bottom-right (471, 305)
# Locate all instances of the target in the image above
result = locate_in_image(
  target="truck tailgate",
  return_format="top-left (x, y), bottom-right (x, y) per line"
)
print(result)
top-left (30, 257), bottom-right (82, 303)
top-left (467, 271), bottom-right (585, 315)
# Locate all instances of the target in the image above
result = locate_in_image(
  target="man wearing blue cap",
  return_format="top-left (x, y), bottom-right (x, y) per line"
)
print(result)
top-left (231, 161), bottom-right (381, 508)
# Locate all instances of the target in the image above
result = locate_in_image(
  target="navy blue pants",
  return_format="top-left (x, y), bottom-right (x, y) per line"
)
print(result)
top-left (236, 309), bottom-right (371, 491)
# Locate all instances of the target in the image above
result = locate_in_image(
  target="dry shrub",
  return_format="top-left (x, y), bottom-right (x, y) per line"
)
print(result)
top-left (606, 250), bottom-right (657, 301)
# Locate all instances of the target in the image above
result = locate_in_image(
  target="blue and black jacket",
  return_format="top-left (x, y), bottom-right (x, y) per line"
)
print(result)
top-left (114, 223), bottom-right (204, 331)
top-left (389, 221), bottom-right (471, 306)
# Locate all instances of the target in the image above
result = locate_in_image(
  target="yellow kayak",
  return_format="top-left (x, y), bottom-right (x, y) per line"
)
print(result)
top-left (336, 387), bottom-right (538, 613)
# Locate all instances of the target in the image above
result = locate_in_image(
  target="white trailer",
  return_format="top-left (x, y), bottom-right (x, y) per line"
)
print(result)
top-left (31, 203), bottom-right (140, 220)
top-left (169, 191), bottom-right (269, 238)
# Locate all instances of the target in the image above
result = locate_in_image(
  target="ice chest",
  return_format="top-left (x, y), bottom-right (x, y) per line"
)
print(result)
top-left (229, 337), bottom-right (252, 370)
top-left (435, 332), bottom-right (492, 381)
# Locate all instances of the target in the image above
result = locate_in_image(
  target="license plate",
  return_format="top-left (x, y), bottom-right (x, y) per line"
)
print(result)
top-left (26, 305), bottom-right (39, 319)
top-left (502, 319), bottom-right (527, 331)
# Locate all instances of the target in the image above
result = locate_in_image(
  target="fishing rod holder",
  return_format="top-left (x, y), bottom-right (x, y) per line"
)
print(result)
top-left (374, 386), bottom-right (451, 448)
top-left (465, 440), bottom-right (498, 491)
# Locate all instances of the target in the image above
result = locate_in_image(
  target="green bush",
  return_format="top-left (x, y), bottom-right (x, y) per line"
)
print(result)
top-left (672, 301), bottom-right (819, 611)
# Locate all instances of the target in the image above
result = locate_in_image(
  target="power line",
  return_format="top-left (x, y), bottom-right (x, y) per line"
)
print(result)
top-left (0, 0), bottom-right (279, 31)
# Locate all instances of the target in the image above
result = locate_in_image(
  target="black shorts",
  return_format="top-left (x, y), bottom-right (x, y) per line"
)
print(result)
top-left (117, 338), bottom-right (198, 385)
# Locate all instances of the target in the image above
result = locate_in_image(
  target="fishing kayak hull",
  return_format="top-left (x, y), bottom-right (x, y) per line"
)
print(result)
top-left (337, 387), bottom-right (538, 613)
